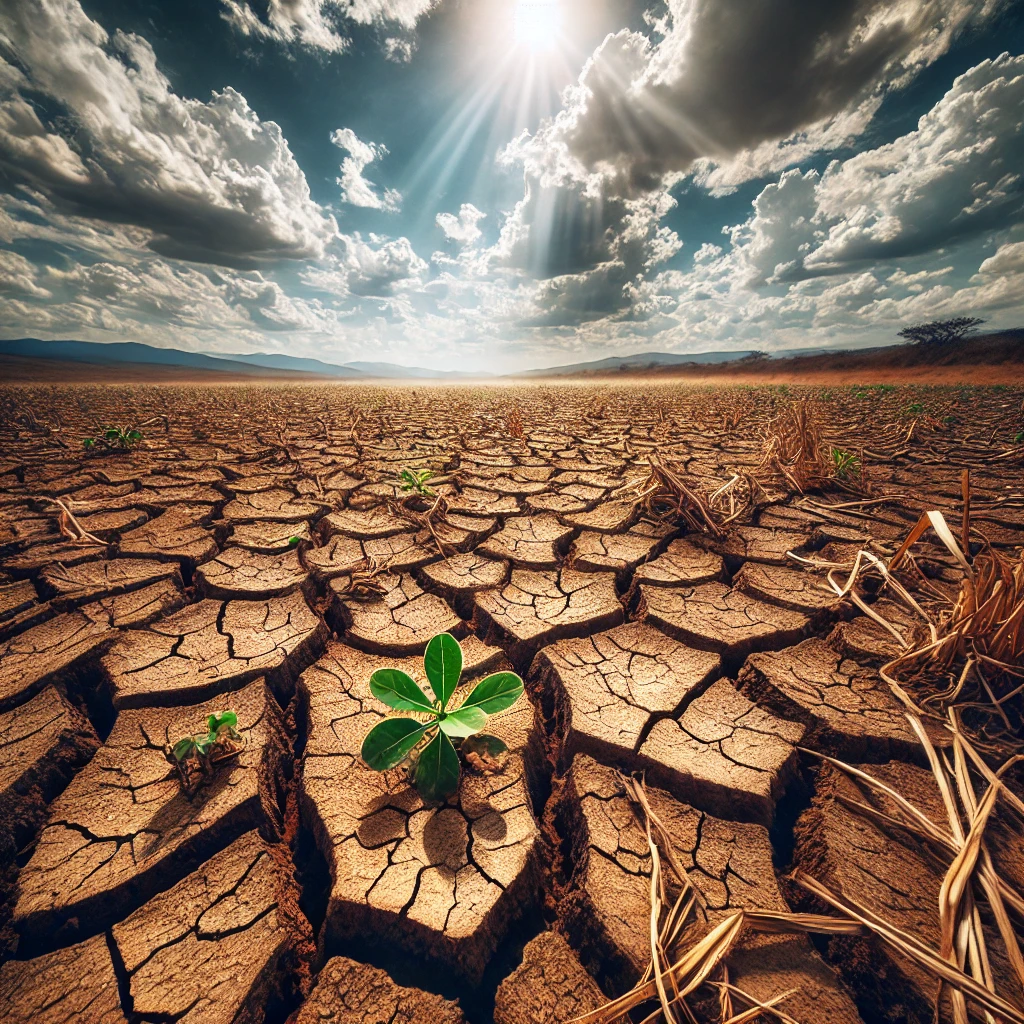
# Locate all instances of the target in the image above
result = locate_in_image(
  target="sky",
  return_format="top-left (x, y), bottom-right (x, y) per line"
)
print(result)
top-left (1, 0), bottom-right (1023, 374)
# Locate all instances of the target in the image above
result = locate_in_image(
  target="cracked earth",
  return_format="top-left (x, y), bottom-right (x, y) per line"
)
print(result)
top-left (0, 381), bottom-right (1021, 1023)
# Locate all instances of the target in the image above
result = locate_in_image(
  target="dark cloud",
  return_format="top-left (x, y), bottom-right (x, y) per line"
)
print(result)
top-left (521, 0), bottom-right (1001, 198)
top-left (0, 0), bottom-right (337, 267)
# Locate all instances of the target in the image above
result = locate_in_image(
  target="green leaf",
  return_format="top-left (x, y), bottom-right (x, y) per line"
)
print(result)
top-left (369, 668), bottom-right (436, 714)
top-left (208, 711), bottom-right (238, 734)
top-left (439, 705), bottom-right (488, 737)
top-left (456, 671), bottom-right (524, 716)
top-left (194, 735), bottom-right (214, 755)
top-left (361, 718), bottom-right (432, 771)
top-left (423, 632), bottom-right (462, 710)
top-left (414, 729), bottom-right (460, 802)
top-left (172, 737), bottom-right (196, 761)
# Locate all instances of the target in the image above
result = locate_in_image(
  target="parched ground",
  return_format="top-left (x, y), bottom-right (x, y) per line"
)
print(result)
top-left (0, 380), bottom-right (1022, 1023)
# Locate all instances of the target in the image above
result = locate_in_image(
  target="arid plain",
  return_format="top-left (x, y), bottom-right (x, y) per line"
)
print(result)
top-left (1, 380), bottom-right (1023, 1024)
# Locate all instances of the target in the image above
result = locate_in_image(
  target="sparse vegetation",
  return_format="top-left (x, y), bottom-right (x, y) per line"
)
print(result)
top-left (166, 711), bottom-right (245, 794)
top-left (82, 424), bottom-right (144, 452)
top-left (898, 316), bottom-right (986, 345)
top-left (360, 632), bottom-right (524, 802)
top-left (398, 467), bottom-right (435, 496)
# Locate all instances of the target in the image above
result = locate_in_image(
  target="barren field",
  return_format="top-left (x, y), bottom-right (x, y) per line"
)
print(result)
top-left (0, 380), bottom-right (1022, 1024)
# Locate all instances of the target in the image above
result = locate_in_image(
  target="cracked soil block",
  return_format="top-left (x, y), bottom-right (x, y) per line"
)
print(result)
top-left (0, 684), bottom-right (100, 851)
top-left (529, 621), bottom-right (720, 766)
top-left (0, 931), bottom-right (127, 1024)
top-left (737, 637), bottom-right (930, 760)
top-left (640, 581), bottom-right (810, 662)
top-left (195, 546), bottom-right (311, 600)
top-left (111, 830), bottom-right (310, 1024)
top-left (474, 569), bottom-right (623, 668)
top-left (299, 640), bottom-right (542, 981)
top-left (293, 957), bottom-right (465, 1024)
top-left (493, 930), bottom-right (608, 1024)
top-left (102, 591), bottom-right (326, 708)
top-left (477, 514), bottom-right (574, 569)
top-left (0, 610), bottom-right (111, 712)
top-left (13, 679), bottom-right (286, 952)
top-left (329, 572), bottom-right (466, 656)
top-left (555, 755), bottom-right (863, 1023)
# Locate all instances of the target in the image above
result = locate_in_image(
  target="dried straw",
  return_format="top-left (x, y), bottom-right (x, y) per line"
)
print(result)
top-left (572, 729), bottom-right (1024, 1024)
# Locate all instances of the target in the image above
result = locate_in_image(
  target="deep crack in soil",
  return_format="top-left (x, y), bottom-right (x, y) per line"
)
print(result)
top-left (0, 380), bottom-right (1022, 1024)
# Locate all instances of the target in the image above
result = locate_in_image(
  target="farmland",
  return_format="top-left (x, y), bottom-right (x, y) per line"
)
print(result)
top-left (1, 380), bottom-right (1022, 1024)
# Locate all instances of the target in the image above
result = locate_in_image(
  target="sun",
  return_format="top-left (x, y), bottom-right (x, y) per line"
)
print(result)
top-left (513, 0), bottom-right (562, 51)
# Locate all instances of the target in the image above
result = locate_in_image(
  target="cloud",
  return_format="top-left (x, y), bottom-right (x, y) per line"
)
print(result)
top-left (727, 54), bottom-right (1024, 283)
top-left (0, 0), bottom-right (336, 267)
top-left (303, 233), bottom-right (428, 296)
top-left (978, 240), bottom-right (1024, 276)
top-left (436, 204), bottom-right (486, 245)
top-left (331, 128), bottom-right (401, 212)
top-left (0, 249), bottom-right (50, 297)
top-left (514, 0), bottom-right (1002, 200)
top-left (220, 0), bottom-right (437, 52)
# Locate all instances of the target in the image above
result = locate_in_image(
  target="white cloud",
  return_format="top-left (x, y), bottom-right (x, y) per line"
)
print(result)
top-left (805, 54), bottom-right (1024, 273)
top-left (978, 240), bottom-right (1024, 276)
top-left (0, 0), bottom-right (336, 267)
top-left (331, 128), bottom-right (402, 212)
top-left (220, 0), bottom-right (437, 52)
top-left (303, 233), bottom-right (428, 297)
top-left (510, 0), bottom-right (1001, 202)
top-left (436, 204), bottom-right (486, 245)
top-left (0, 249), bottom-right (50, 297)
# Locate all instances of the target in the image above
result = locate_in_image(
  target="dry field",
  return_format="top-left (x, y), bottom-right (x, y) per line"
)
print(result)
top-left (0, 380), bottom-right (1023, 1024)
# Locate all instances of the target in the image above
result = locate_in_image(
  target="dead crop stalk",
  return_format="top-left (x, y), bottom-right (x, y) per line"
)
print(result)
top-left (629, 454), bottom-right (727, 538)
top-left (757, 400), bottom-right (868, 497)
top-left (573, 731), bottom-right (1024, 1024)
top-left (794, 487), bottom-right (1024, 742)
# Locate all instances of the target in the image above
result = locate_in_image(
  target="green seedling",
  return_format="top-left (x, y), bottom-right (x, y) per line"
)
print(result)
top-left (361, 632), bottom-right (524, 802)
top-left (831, 447), bottom-right (860, 480)
top-left (288, 536), bottom-right (301, 546)
top-left (167, 711), bottom-right (243, 793)
top-left (171, 710), bottom-right (241, 761)
top-left (398, 467), bottom-right (435, 496)
top-left (83, 425), bottom-right (144, 452)
top-left (904, 403), bottom-right (925, 416)
top-left (1015, 431), bottom-right (1024, 445)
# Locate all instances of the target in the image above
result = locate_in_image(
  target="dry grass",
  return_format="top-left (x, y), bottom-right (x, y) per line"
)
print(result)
top-left (793, 488), bottom-right (1024, 744)
top-left (619, 454), bottom-right (729, 537)
top-left (572, 716), bottom-right (1024, 1024)
top-left (757, 401), bottom-right (868, 496)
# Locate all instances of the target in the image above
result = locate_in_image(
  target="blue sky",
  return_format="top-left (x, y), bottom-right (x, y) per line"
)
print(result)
top-left (1, 0), bottom-right (1023, 372)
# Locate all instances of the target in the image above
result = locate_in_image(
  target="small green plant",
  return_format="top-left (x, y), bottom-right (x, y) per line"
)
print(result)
top-left (831, 447), bottom-right (860, 480)
top-left (83, 425), bottom-right (143, 452)
top-left (166, 711), bottom-right (244, 793)
top-left (398, 467), bottom-right (435, 496)
top-left (361, 633), bottom-right (524, 802)
top-left (904, 402), bottom-right (925, 416)
top-left (288, 536), bottom-right (301, 546)
top-left (1015, 431), bottom-right (1024, 445)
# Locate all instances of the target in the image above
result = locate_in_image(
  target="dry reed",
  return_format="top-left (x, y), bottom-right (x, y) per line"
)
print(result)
top-left (572, 720), bottom-right (1024, 1024)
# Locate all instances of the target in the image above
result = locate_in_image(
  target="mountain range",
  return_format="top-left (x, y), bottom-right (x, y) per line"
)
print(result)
top-left (0, 337), bottom-right (843, 379)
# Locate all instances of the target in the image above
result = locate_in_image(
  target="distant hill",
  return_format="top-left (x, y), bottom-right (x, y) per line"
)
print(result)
top-left (343, 361), bottom-right (490, 380)
top-left (0, 339), bottom-right (340, 378)
top-left (205, 351), bottom-right (365, 377)
top-left (3, 333), bottom-right (1019, 384)
top-left (0, 339), bottom-right (491, 380)
top-left (507, 350), bottom-right (758, 377)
